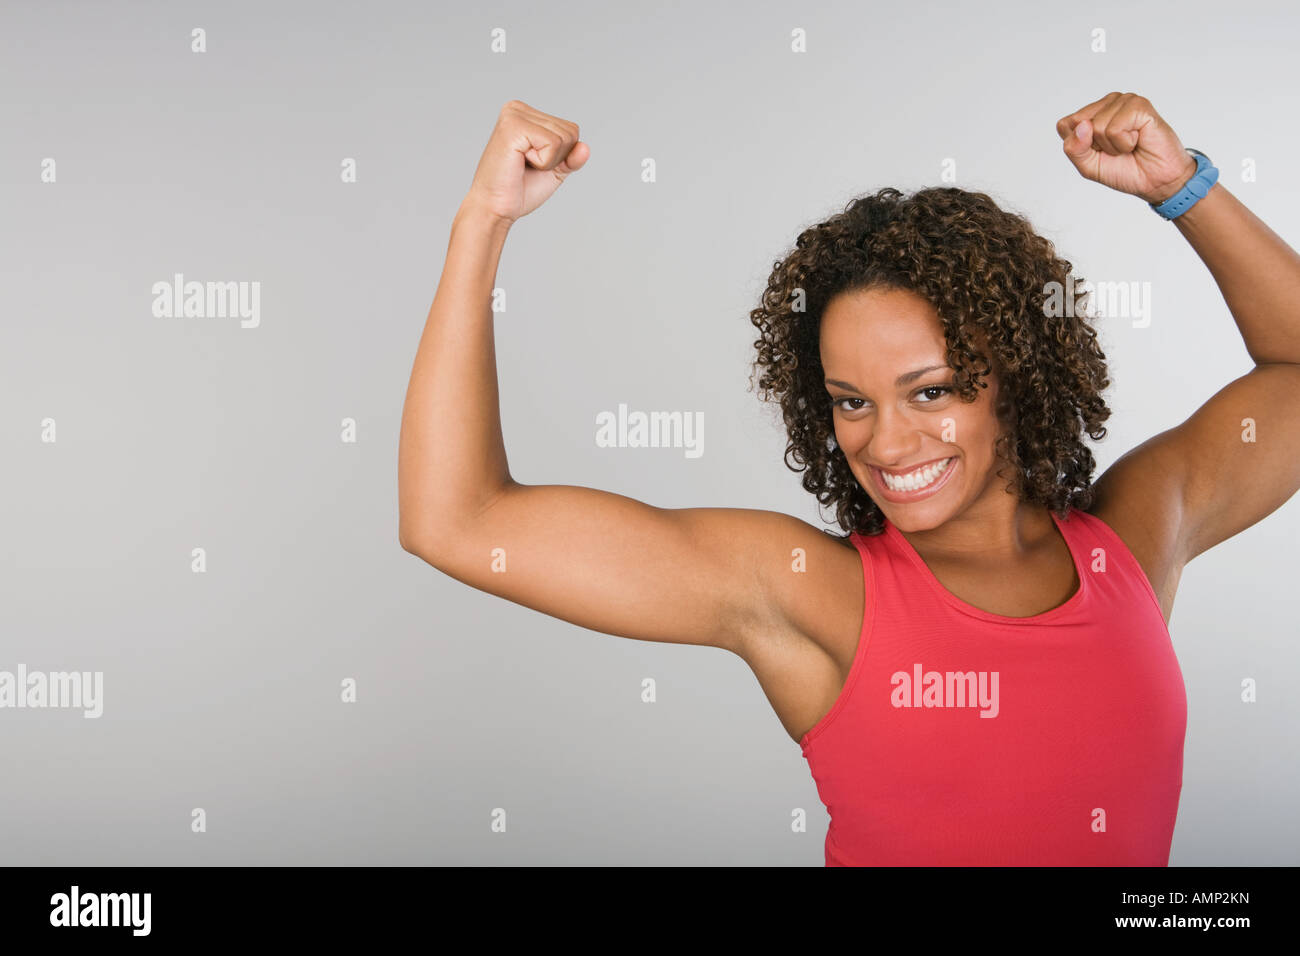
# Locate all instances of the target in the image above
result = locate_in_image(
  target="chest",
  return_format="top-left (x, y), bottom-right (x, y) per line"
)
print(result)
top-left (922, 544), bottom-right (1081, 619)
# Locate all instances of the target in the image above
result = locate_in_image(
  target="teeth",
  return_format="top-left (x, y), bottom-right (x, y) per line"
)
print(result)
top-left (882, 457), bottom-right (952, 492)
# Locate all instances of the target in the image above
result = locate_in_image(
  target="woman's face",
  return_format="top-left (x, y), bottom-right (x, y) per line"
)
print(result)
top-left (819, 285), bottom-right (1013, 532)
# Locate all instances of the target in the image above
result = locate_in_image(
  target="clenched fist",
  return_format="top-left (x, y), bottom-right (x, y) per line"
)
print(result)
top-left (1056, 92), bottom-right (1199, 205)
top-left (463, 100), bottom-right (589, 224)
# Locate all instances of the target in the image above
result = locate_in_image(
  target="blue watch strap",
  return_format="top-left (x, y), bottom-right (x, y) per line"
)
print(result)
top-left (1149, 148), bottom-right (1218, 220)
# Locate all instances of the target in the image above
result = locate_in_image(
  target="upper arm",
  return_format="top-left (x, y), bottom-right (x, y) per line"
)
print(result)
top-left (1094, 362), bottom-right (1300, 568)
top-left (401, 479), bottom-right (829, 655)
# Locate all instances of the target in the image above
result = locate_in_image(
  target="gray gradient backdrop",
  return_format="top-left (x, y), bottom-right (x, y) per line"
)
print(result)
top-left (2, 0), bottom-right (1297, 865)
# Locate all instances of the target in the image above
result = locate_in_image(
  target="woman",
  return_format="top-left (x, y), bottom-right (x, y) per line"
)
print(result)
top-left (398, 93), bottom-right (1300, 866)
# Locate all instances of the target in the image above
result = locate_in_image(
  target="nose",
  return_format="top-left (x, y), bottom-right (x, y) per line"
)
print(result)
top-left (866, 405), bottom-right (925, 466)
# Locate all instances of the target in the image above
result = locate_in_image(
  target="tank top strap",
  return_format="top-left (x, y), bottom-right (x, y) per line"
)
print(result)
top-left (1057, 507), bottom-right (1169, 629)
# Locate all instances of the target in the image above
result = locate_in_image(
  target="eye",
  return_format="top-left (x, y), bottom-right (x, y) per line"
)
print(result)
top-left (917, 385), bottom-right (953, 402)
top-left (833, 397), bottom-right (867, 412)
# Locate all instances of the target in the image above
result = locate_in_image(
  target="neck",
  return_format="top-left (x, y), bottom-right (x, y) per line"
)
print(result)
top-left (894, 497), bottom-right (1055, 563)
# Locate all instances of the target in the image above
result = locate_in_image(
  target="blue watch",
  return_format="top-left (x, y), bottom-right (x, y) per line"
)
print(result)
top-left (1149, 148), bottom-right (1218, 219)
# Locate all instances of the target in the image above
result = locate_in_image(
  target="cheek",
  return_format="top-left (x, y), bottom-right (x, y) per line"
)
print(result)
top-left (952, 403), bottom-right (1002, 443)
top-left (835, 420), bottom-right (873, 453)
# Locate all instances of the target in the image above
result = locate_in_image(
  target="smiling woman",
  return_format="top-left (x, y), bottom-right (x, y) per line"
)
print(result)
top-left (740, 189), bottom-right (1195, 866)
top-left (399, 95), bottom-right (1300, 868)
top-left (748, 186), bottom-right (1111, 541)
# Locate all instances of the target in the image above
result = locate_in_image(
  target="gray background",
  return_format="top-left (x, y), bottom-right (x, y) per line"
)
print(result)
top-left (2, 0), bottom-right (1296, 865)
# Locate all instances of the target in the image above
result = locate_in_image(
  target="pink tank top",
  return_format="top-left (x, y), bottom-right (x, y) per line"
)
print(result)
top-left (800, 506), bottom-right (1187, 866)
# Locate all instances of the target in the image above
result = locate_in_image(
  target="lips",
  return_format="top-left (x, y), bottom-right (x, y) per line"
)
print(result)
top-left (870, 456), bottom-right (958, 503)
top-left (873, 456), bottom-right (953, 478)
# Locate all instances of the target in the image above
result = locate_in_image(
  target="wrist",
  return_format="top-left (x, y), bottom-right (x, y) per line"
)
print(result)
top-left (455, 196), bottom-right (515, 233)
top-left (1143, 153), bottom-right (1200, 205)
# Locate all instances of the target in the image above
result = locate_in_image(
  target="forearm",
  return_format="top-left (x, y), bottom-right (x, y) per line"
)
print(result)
top-left (399, 200), bottom-right (515, 550)
top-left (1171, 181), bottom-right (1300, 365)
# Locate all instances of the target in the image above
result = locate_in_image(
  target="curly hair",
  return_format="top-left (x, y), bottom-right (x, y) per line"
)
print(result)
top-left (747, 186), bottom-right (1112, 538)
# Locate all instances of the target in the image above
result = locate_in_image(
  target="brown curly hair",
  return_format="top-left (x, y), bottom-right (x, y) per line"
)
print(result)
top-left (747, 186), bottom-right (1112, 538)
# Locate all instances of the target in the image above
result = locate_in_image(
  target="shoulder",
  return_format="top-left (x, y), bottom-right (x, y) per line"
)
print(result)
top-left (725, 510), bottom-right (865, 659)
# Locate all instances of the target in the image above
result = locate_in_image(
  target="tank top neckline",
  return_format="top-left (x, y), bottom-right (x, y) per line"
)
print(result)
top-left (868, 508), bottom-right (1089, 624)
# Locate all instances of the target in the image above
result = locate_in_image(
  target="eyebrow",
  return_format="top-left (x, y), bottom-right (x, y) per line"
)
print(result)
top-left (824, 364), bottom-right (950, 392)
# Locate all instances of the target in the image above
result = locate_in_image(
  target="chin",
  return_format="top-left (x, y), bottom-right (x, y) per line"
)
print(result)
top-left (880, 506), bottom-right (949, 534)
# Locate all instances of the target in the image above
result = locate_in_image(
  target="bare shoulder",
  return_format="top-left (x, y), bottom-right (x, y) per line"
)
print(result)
top-left (722, 510), bottom-right (863, 656)
top-left (1088, 444), bottom-right (1185, 626)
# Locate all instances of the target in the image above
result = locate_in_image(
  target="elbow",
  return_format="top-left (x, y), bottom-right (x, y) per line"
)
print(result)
top-left (399, 512), bottom-right (458, 568)
top-left (400, 483), bottom-right (510, 563)
top-left (399, 517), bottom-right (436, 562)
top-left (398, 491), bottom-right (441, 559)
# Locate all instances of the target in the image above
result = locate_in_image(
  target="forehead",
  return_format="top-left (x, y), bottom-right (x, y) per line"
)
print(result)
top-left (820, 287), bottom-right (947, 366)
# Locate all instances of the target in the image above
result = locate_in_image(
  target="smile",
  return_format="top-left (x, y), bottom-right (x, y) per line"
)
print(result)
top-left (871, 457), bottom-right (957, 501)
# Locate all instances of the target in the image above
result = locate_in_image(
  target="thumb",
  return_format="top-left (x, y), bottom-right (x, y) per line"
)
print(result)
top-left (1062, 118), bottom-right (1094, 164)
top-left (553, 141), bottom-right (590, 176)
